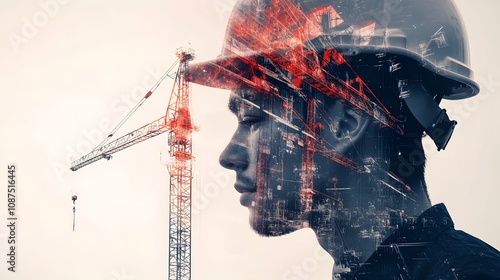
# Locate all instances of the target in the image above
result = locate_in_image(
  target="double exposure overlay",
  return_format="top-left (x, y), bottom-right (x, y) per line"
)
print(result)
top-left (189, 0), bottom-right (500, 278)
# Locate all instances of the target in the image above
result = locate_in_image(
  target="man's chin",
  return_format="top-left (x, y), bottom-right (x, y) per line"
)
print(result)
top-left (248, 210), bottom-right (303, 237)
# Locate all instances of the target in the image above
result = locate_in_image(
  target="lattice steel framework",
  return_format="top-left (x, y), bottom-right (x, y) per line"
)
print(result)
top-left (166, 48), bottom-right (195, 280)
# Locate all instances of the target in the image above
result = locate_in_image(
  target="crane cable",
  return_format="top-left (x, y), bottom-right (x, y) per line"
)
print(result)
top-left (91, 59), bottom-right (180, 153)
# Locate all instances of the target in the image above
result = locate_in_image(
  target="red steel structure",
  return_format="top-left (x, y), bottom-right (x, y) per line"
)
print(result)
top-left (190, 0), bottom-right (404, 227)
top-left (166, 49), bottom-right (195, 280)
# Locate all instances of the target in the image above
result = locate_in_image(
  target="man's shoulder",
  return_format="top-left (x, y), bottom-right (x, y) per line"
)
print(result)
top-left (346, 204), bottom-right (500, 279)
top-left (410, 204), bottom-right (500, 279)
top-left (439, 227), bottom-right (500, 260)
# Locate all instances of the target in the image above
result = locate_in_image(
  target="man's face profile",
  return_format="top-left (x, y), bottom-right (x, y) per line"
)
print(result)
top-left (218, 83), bottom-right (369, 237)
top-left (211, 50), bottom-right (432, 264)
top-left (220, 87), bottom-right (311, 236)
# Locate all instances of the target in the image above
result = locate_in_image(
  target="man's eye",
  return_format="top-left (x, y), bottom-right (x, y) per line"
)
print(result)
top-left (240, 116), bottom-right (261, 127)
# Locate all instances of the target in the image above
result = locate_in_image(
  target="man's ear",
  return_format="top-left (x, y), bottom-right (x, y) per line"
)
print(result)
top-left (327, 101), bottom-right (371, 153)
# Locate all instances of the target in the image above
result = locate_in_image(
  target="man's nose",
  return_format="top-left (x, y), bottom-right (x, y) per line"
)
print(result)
top-left (219, 137), bottom-right (249, 171)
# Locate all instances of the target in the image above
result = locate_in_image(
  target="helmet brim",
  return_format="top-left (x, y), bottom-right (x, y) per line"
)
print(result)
top-left (188, 51), bottom-right (295, 93)
top-left (189, 44), bottom-right (480, 100)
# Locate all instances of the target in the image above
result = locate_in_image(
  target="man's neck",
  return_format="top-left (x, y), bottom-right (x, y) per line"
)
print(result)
top-left (313, 177), bottom-right (431, 268)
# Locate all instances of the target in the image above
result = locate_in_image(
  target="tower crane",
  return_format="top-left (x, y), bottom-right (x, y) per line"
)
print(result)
top-left (70, 47), bottom-right (196, 280)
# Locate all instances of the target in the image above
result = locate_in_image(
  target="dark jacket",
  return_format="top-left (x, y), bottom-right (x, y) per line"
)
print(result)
top-left (341, 203), bottom-right (500, 280)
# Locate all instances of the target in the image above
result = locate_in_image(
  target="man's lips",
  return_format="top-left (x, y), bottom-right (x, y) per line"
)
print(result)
top-left (239, 192), bottom-right (256, 207)
top-left (234, 180), bottom-right (256, 207)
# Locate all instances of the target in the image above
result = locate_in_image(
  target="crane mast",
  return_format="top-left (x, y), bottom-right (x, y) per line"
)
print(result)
top-left (167, 48), bottom-right (195, 280)
top-left (70, 48), bottom-right (196, 280)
